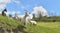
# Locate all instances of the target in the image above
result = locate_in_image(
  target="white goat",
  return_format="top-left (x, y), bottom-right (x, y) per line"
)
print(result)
top-left (15, 11), bottom-right (37, 25)
top-left (26, 14), bottom-right (37, 25)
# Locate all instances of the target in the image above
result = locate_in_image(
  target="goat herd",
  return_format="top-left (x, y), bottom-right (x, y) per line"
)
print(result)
top-left (1, 8), bottom-right (37, 27)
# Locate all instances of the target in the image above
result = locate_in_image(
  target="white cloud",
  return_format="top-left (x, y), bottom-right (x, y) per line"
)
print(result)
top-left (32, 6), bottom-right (49, 17)
top-left (0, 0), bottom-right (20, 4)
top-left (6, 11), bottom-right (21, 16)
top-left (0, 0), bottom-right (20, 9)
top-left (0, 0), bottom-right (11, 10)
top-left (6, 11), bottom-right (20, 15)
top-left (0, 0), bottom-right (11, 4)
top-left (0, 4), bottom-right (6, 9)
top-left (0, 0), bottom-right (21, 11)
top-left (12, 0), bottom-right (20, 5)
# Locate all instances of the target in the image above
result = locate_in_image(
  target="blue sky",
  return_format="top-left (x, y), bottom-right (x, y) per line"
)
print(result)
top-left (0, 0), bottom-right (60, 16)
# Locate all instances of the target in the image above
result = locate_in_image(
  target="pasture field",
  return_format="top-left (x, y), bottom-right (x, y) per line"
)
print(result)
top-left (26, 22), bottom-right (60, 33)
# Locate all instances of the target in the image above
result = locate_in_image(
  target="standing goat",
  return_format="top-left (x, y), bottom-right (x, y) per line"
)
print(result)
top-left (26, 13), bottom-right (37, 25)
top-left (20, 11), bottom-right (30, 28)
top-left (2, 8), bottom-right (7, 16)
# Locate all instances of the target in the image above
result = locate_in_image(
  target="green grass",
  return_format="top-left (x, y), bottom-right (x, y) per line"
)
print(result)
top-left (0, 15), bottom-right (60, 33)
top-left (26, 22), bottom-right (60, 33)
top-left (0, 15), bottom-right (21, 30)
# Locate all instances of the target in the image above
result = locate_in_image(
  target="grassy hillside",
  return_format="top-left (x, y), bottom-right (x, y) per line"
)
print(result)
top-left (0, 15), bottom-right (60, 33)
top-left (26, 22), bottom-right (60, 33)
top-left (0, 15), bottom-right (21, 30)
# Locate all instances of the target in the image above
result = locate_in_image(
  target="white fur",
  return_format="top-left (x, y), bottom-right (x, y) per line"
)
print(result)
top-left (14, 13), bottom-right (37, 25)
top-left (30, 21), bottom-right (37, 25)
top-left (26, 16), bottom-right (37, 25)
top-left (4, 11), bottom-right (7, 14)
